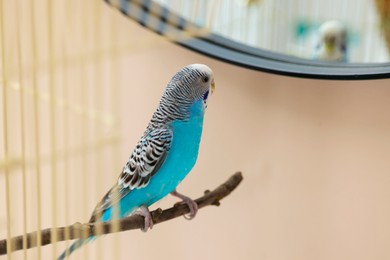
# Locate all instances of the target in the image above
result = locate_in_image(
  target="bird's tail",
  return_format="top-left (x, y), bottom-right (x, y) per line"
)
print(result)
top-left (57, 237), bottom-right (95, 260)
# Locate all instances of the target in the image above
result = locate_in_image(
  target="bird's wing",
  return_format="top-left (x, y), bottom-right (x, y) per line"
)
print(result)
top-left (89, 127), bottom-right (173, 222)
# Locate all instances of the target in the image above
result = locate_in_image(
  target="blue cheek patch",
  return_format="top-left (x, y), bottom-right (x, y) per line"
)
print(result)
top-left (203, 90), bottom-right (209, 101)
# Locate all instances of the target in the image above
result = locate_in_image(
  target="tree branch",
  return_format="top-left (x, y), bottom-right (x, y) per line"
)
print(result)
top-left (0, 172), bottom-right (243, 255)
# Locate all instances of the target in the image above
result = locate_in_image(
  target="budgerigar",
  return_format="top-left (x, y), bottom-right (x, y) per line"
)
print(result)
top-left (58, 64), bottom-right (215, 259)
top-left (313, 20), bottom-right (348, 62)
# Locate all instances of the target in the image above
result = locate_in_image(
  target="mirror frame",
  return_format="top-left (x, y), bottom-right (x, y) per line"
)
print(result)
top-left (105, 0), bottom-right (390, 80)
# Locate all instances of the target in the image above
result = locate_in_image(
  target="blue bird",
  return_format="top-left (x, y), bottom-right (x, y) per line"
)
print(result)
top-left (58, 64), bottom-right (215, 259)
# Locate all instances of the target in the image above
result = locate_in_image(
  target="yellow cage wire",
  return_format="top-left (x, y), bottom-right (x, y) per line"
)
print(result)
top-left (0, 0), bottom-right (133, 259)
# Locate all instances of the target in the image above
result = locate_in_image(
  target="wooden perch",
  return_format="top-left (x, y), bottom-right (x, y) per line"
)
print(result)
top-left (0, 172), bottom-right (243, 255)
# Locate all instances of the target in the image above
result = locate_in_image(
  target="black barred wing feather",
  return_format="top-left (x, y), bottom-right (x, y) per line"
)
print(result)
top-left (119, 127), bottom-right (172, 189)
top-left (89, 127), bottom-right (172, 222)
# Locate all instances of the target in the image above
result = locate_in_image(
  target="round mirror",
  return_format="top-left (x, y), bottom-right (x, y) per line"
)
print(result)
top-left (104, 0), bottom-right (390, 79)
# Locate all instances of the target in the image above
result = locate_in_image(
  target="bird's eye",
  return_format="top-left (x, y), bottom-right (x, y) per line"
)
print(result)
top-left (202, 76), bottom-right (209, 83)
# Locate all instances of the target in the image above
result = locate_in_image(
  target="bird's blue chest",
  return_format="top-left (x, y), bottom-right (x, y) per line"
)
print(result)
top-left (167, 107), bottom-right (205, 177)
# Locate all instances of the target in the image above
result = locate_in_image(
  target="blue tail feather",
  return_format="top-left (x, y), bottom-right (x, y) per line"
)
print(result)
top-left (57, 237), bottom-right (95, 260)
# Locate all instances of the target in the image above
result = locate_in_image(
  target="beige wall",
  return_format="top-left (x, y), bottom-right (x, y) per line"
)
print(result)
top-left (2, 1), bottom-right (390, 259)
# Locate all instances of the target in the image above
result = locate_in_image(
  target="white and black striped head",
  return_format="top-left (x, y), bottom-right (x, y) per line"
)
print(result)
top-left (166, 63), bottom-right (215, 108)
top-left (147, 64), bottom-right (215, 129)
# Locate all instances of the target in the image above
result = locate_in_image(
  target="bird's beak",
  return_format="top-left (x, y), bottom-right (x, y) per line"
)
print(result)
top-left (211, 79), bottom-right (215, 94)
top-left (325, 43), bottom-right (335, 53)
top-left (325, 37), bottom-right (336, 53)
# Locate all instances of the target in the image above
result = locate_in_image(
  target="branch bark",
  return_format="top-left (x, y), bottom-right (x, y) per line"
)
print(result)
top-left (0, 172), bottom-right (243, 255)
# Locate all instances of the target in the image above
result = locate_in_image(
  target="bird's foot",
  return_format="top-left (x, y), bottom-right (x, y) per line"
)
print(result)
top-left (134, 205), bottom-right (153, 232)
top-left (170, 189), bottom-right (198, 220)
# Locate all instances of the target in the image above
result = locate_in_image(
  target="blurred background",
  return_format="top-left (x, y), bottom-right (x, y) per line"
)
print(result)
top-left (1, 0), bottom-right (390, 259)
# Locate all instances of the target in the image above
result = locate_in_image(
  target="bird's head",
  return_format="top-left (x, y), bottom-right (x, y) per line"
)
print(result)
top-left (319, 20), bottom-right (347, 57)
top-left (166, 64), bottom-right (215, 110)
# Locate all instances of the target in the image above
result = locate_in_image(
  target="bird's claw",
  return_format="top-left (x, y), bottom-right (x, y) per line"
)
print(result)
top-left (134, 205), bottom-right (153, 232)
top-left (182, 198), bottom-right (198, 220)
top-left (170, 189), bottom-right (198, 220)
